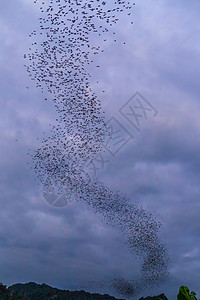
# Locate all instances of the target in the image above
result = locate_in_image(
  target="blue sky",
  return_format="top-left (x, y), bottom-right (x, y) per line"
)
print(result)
top-left (0, 0), bottom-right (200, 299)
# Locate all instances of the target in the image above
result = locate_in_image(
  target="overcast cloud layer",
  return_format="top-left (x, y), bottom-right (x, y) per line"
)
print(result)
top-left (0, 0), bottom-right (200, 299)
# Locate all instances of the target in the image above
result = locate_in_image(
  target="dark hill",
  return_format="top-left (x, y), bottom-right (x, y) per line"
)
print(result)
top-left (139, 293), bottom-right (168, 300)
top-left (0, 282), bottom-right (168, 300)
top-left (2, 282), bottom-right (124, 300)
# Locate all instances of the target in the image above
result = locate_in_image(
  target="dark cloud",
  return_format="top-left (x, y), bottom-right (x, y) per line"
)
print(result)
top-left (0, 0), bottom-right (200, 299)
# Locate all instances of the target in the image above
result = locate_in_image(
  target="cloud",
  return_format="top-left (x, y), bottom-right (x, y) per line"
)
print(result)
top-left (0, 0), bottom-right (200, 299)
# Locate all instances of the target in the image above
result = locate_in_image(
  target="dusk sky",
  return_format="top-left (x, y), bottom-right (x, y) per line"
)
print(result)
top-left (0, 0), bottom-right (200, 299)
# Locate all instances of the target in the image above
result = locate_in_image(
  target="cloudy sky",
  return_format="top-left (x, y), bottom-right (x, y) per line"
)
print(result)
top-left (0, 0), bottom-right (200, 299)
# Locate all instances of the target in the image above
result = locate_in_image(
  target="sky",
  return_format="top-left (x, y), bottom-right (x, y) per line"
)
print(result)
top-left (0, 0), bottom-right (200, 299)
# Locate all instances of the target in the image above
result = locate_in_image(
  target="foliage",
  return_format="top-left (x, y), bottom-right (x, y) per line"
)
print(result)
top-left (177, 286), bottom-right (198, 300)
